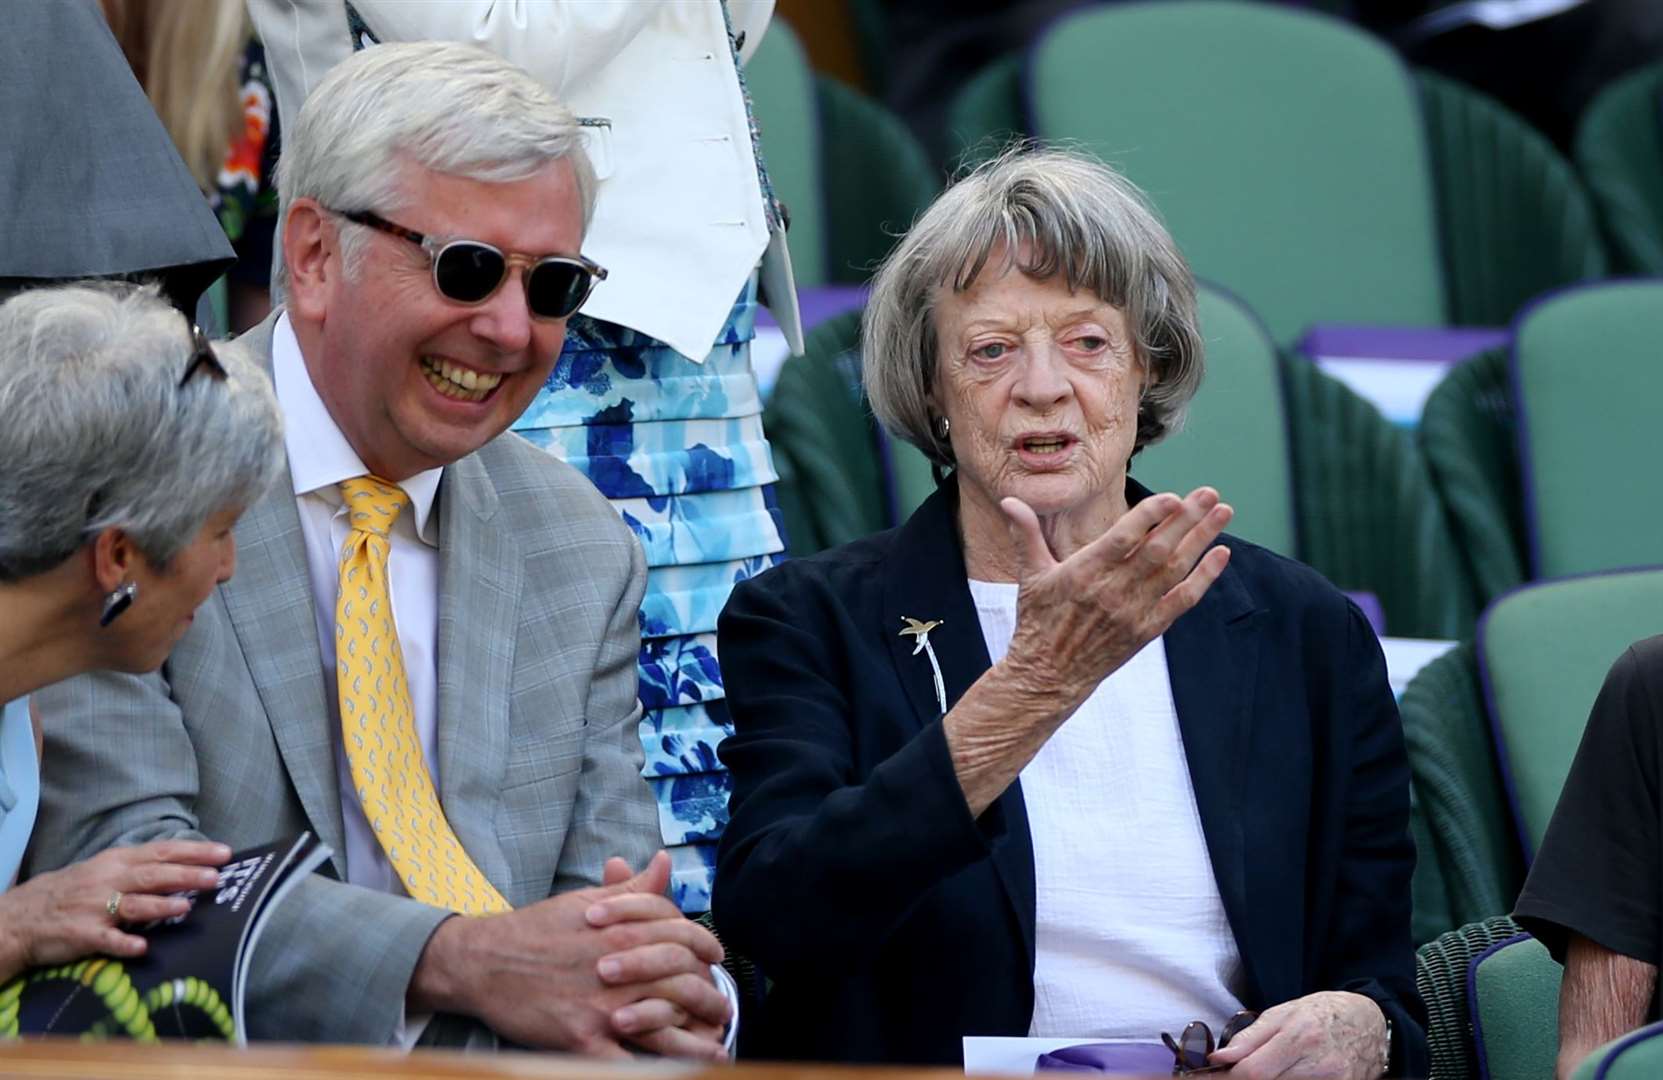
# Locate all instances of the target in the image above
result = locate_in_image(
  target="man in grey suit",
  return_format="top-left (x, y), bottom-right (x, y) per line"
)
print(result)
top-left (28, 42), bottom-right (731, 1059)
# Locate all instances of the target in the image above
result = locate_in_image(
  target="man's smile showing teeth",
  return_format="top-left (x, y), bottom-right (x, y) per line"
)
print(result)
top-left (421, 357), bottom-right (502, 402)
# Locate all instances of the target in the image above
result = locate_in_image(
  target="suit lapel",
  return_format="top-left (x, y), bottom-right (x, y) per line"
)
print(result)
top-left (880, 485), bottom-right (1038, 971)
top-left (432, 452), bottom-right (520, 903)
top-left (221, 314), bottom-right (348, 875)
top-left (219, 472), bottom-right (349, 875)
top-left (1161, 541), bottom-right (1267, 1003)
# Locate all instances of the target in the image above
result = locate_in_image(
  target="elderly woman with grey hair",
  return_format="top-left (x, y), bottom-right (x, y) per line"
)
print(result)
top-left (712, 148), bottom-right (1425, 1077)
top-left (0, 282), bottom-right (281, 980)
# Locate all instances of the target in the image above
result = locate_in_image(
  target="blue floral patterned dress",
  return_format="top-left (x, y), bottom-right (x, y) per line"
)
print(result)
top-left (512, 279), bottom-right (783, 912)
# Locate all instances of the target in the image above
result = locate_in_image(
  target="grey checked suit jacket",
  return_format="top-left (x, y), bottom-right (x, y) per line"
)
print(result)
top-left (26, 315), bottom-right (660, 1046)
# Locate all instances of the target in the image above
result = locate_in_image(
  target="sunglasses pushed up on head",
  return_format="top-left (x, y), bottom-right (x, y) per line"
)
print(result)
top-left (335, 208), bottom-right (607, 321)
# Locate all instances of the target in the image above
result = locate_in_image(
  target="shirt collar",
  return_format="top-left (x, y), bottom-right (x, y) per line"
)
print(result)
top-left (271, 312), bottom-right (442, 546)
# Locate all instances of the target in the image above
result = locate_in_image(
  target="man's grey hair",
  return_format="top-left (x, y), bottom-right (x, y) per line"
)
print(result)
top-left (275, 40), bottom-right (597, 289)
top-left (863, 145), bottom-right (1204, 465)
top-left (0, 283), bottom-right (284, 582)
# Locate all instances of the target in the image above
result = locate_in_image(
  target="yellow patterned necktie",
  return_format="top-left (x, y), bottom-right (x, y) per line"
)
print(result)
top-left (335, 476), bottom-right (509, 915)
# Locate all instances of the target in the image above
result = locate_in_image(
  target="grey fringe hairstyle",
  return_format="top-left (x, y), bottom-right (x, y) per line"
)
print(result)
top-left (275, 40), bottom-right (597, 287)
top-left (862, 146), bottom-right (1205, 466)
top-left (0, 283), bottom-right (284, 582)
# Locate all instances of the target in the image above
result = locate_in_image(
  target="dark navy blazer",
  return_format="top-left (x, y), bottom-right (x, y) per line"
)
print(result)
top-left (712, 480), bottom-right (1428, 1071)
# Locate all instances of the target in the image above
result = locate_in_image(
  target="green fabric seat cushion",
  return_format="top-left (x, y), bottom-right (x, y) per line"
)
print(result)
top-left (1418, 346), bottom-right (1525, 613)
top-left (1028, 0), bottom-right (1446, 343)
top-left (747, 21), bottom-right (826, 286)
top-left (1575, 61), bottom-right (1663, 275)
top-left (1572, 1021), bottom-right (1663, 1080)
top-left (1401, 643), bottom-right (1524, 945)
top-left (1512, 281), bottom-right (1663, 578)
top-left (1479, 568), bottom-right (1663, 854)
top-left (1417, 916), bottom-right (1530, 1080)
top-left (1417, 71), bottom-right (1607, 327)
top-left (1282, 350), bottom-right (1476, 639)
top-left (762, 311), bottom-right (885, 555)
top-left (1470, 933), bottom-right (1561, 1080)
top-left (943, 52), bottom-right (1024, 173)
top-left (1133, 284), bottom-right (1296, 556)
top-left (815, 77), bottom-right (938, 284)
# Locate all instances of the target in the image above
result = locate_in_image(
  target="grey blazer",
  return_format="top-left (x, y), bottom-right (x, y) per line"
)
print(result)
top-left (26, 316), bottom-right (660, 1046)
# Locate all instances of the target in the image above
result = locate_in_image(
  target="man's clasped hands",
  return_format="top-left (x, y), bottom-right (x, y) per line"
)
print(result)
top-left (408, 850), bottom-right (732, 1060)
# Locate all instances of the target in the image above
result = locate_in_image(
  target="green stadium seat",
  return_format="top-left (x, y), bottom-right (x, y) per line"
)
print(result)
top-left (945, 6), bottom-right (1606, 338)
top-left (1279, 348), bottom-right (1476, 639)
top-left (1469, 933), bottom-right (1561, 1080)
top-left (762, 310), bottom-right (885, 555)
top-left (1513, 281), bottom-right (1663, 580)
top-left (1026, 1), bottom-right (1447, 344)
top-left (1576, 61), bottom-right (1663, 275)
top-left (1572, 1022), bottom-right (1663, 1080)
top-left (1480, 568), bottom-right (1663, 855)
top-left (1133, 285), bottom-right (1297, 556)
top-left (1419, 346), bottom-right (1527, 614)
top-left (815, 78), bottom-right (938, 283)
top-left (1413, 916), bottom-right (1562, 1080)
top-left (944, 52), bottom-right (1024, 173)
top-left (1418, 71), bottom-right (1608, 327)
top-left (762, 310), bottom-right (935, 557)
top-left (746, 22), bottom-right (825, 285)
top-left (1417, 916), bottom-right (1532, 1080)
top-left (748, 22), bottom-right (939, 288)
top-left (1400, 644), bottom-right (1524, 945)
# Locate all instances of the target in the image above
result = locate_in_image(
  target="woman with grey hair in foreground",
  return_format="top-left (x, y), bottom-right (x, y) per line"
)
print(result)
top-left (713, 147), bottom-right (1425, 1076)
top-left (0, 282), bottom-right (282, 980)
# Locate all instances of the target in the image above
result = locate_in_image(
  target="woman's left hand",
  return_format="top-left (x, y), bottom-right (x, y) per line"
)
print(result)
top-left (1205, 990), bottom-right (1389, 1079)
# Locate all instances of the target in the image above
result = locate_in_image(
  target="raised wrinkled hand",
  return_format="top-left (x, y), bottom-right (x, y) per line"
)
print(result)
top-left (1001, 486), bottom-right (1233, 708)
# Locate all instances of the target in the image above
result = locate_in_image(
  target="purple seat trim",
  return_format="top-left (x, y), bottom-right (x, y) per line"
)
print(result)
top-left (1343, 591), bottom-right (1386, 637)
top-left (756, 284), bottom-right (867, 333)
top-left (1298, 324), bottom-right (1509, 364)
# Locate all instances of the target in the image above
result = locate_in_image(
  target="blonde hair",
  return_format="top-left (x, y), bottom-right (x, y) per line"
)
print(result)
top-left (101, 0), bottom-right (250, 192)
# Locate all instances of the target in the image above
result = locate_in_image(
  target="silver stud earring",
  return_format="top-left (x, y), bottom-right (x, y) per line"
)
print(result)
top-left (99, 582), bottom-right (137, 627)
top-left (936, 415), bottom-right (950, 439)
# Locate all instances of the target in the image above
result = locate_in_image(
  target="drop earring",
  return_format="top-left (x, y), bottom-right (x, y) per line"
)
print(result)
top-left (99, 582), bottom-right (137, 627)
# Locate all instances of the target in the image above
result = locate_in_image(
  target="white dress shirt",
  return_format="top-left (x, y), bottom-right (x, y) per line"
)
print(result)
top-left (967, 580), bottom-right (1248, 1040)
top-left (272, 313), bottom-right (444, 900)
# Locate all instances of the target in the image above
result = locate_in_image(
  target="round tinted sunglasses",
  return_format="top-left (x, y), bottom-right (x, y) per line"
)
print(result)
top-left (1161, 1010), bottom-right (1259, 1075)
top-left (335, 209), bottom-right (607, 320)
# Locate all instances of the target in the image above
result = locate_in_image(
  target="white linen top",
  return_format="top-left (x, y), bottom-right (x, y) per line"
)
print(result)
top-left (967, 579), bottom-right (1248, 1040)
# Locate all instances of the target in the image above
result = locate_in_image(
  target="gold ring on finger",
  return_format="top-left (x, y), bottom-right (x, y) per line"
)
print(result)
top-left (105, 891), bottom-right (123, 919)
